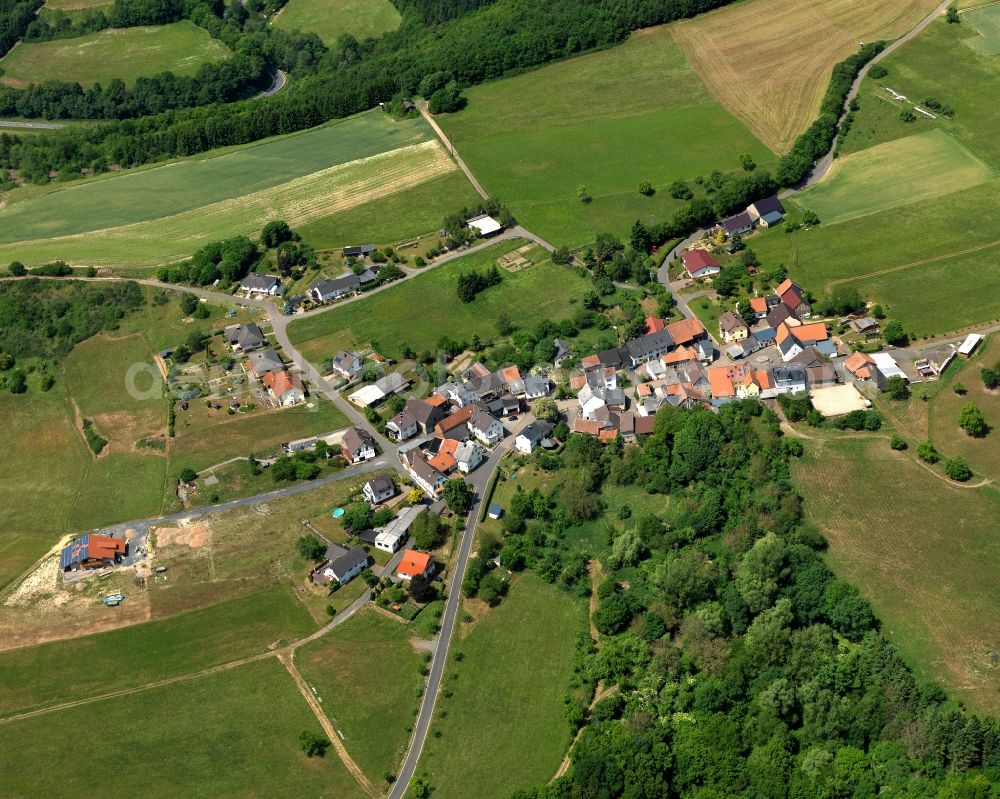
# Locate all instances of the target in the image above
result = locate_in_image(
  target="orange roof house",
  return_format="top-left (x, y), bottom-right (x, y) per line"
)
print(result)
top-left (262, 370), bottom-right (305, 404)
top-left (666, 318), bottom-right (706, 346)
top-left (426, 394), bottom-right (448, 407)
top-left (427, 438), bottom-right (459, 473)
top-left (581, 354), bottom-right (601, 370)
top-left (844, 351), bottom-right (875, 380)
top-left (645, 316), bottom-right (666, 334)
top-left (707, 365), bottom-right (737, 399)
top-left (435, 405), bottom-right (474, 438)
top-left (663, 345), bottom-right (697, 365)
top-left (749, 297), bottom-right (768, 316)
top-left (500, 365), bottom-right (522, 384)
top-left (397, 549), bottom-right (433, 581)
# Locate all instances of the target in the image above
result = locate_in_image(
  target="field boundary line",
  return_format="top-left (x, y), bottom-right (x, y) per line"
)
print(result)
top-left (824, 237), bottom-right (1000, 290)
top-left (0, 649), bottom-right (276, 725)
top-left (279, 652), bottom-right (379, 798)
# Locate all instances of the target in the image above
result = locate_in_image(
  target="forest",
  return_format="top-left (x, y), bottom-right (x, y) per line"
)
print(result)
top-left (465, 403), bottom-right (1000, 799)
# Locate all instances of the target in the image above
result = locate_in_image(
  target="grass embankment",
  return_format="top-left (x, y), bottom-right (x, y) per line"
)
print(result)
top-left (274, 0), bottom-right (400, 45)
top-left (437, 25), bottom-right (774, 246)
top-left (0, 21), bottom-right (230, 89)
top-left (673, 0), bottom-right (940, 153)
top-left (0, 112), bottom-right (453, 268)
top-left (793, 436), bottom-right (1000, 714)
top-left (297, 609), bottom-right (424, 783)
top-left (0, 658), bottom-right (367, 799)
top-left (287, 240), bottom-right (593, 364)
top-left (418, 574), bottom-right (585, 798)
top-left (0, 584), bottom-right (315, 717)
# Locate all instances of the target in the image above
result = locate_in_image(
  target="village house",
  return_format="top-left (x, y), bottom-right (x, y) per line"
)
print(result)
top-left (435, 404), bottom-right (475, 440)
top-left (60, 533), bottom-right (126, 572)
top-left (343, 244), bottom-right (375, 259)
top-left (454, 440), bottom-right (485, 473)
top-left (386, 409), bottom-right (419, 442)
top-left (515, 420), bottom-right (554, 454)
top-left (427, 438), bottom-right (460, 474)
top-left (666, 318), bottom-right (708, 348)
top-left (625, 329), bottom-right (675, 367)
top-left (776, 279), bottom-right (812, 318)
top-left (247, 348), bottom-right (285, 379)
top-left (771, 366), bottom-right (808, 395)
top-left (719, 310), bottom-right (750, 343)
top-left (681, 249), bottom-right (722, 279)
top-left (374, 505), bottom-right (421, 554)
top-left (308, 272), bottom-right (361, 304)
top-left (363, 476), bottom-right (396, 505)
top-left (720, 211), bottom-right (754, 236)
top-left (239, 272), bottom-right (283, 297)
top-left (405, 397), bottom-right (448, 435)
top-left (331, 350), bottom-right (364, 380)
top-left (224, 322), bottom-right (266, 353)
top-left (402, 449), bottom-right (447, 494)
top-left (469, 406), bottom-right (505, 446)
top-left (397, 549), bottom-right (434, 581)
top-left (312, 544), bottom-right (368, 586)
top-left (341, 426), bottom-right (376, 464)
top-left (746, 195), bottom-right (785, 227)
top-left (578, 383), bottom-right (627, 419)
top-left (850, 317), bottom-right (880, 338)
top-left (553, 338), bottom-right (572, 366)
top-left (776, 321), bottom-right (830, 362)
top-left (262, 370), bottom-right (305, 406)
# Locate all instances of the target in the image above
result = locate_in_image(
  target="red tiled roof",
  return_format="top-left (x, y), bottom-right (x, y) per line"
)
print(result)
top-left (667, 317), bottom-right (706, 345)
top-left (749, 297), bottom-right (768, 314)
top-left (398, 549), bottom-right (431, 577)
top-left (682, 249), bottom-right (721, 270)
top-left (435, 405), bottom-right (473, 434)
top-left (88, 534), bottom-right (126, 560)
top-left (645, 316), bottom-right (666, 334)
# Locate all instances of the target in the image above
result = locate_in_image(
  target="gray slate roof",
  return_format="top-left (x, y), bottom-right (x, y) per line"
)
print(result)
top-left (328, 545), bottom-right (369, 581)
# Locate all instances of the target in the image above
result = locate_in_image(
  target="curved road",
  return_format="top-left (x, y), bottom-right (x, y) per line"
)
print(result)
top-left (257, 66), bottom-right (287, 98)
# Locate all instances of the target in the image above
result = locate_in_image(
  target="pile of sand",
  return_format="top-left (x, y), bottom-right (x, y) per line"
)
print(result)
top-left (156, 522), bottom-right (210, 549)
top-left (3, 557), bottom-right (71, 610)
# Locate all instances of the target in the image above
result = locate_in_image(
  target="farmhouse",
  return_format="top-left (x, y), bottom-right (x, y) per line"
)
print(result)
top-left (363, 476), bottom-right (396, 505)
top-left (312, 545), bottom-right (369, 586)
top-left (746, 195), bottom-right (785, 226)
top-left (405, 398), bottom-right (447, 435)
top-left (224, 322), bottom-right (266, 352)
top-left (467, 214), bottom-right (504, 238)
top-left (844, 351), bottom-right (876, 381)
top-left (247, 348), bottom-right (285, 378)
top-left (262, 370), bottom-right (306, 406)
top-left (397, 549), bottom-right (433, 581)
top-left (341, 426), bottom-right (376, 464)
top-left (625, 329), bottom-right (675, 367)
top-left (60, 533), bottom-right (126, 572)
top-left (331, 350), bottom-right (364, 380)
top-left (666, 317), bottom-right (708, 348)
top-left (776, 279), bottom-right (811, 318)
top-left (719, 310), bottom-right (750, 343)
top-left (435, 405), bottom-right (475, 440)
top-left (681, 249), bottom-right (722, 279)
top-left (343, 244), bottom-right (375, 258)
top-left (428, 438), bottom-right (460, 473)
top-left (308, 273), bottom-right (361, 304)
top-left (776, 321), bottom-right (829, 362)
top-left (240, 272), bottom-right (283, 297)
top-left (402, 449), bottom-right (447, 494)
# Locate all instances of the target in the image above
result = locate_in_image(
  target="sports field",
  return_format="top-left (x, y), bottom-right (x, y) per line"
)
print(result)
top-left (963, 3), bottom-right (1000, 55)
top-left (928, 335), bottom-right (1000, 481)
top-left (0, 658), bottom-right (366, 798)
top-left (297, 609), bottom-right (423, 783)
top-left (437, 26), bottom-right (774, 247)
top-left (752, 178), bottom-right (1000, 336)
top-left (672, 0), bottom-right (941, 153)
top-left (287, 241), bottom-right (593, 364)
top-left (793, 436), bottom-right (1000, 713)
top-left (0, 112), bottom-right (459, 268)
top-left (274, 0), bottom-right (400, 45)
top-left (0, 21), bottom-right (230, 89)
top-left (418, 575), bottom-right (586, 798)
top-left (792, 129), bottom-right (995, 225)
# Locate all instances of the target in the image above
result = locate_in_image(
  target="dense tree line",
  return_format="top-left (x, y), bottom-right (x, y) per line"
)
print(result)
top-left (391, 0), bottom-right (499, 25)
top-left (0, 0), bottom-right (43, 58)
top-left (0, 278), bottom-right (143, 360)
top-left (480, 402), bottom-right (1000, 799)
top-left (25, 0), bottom-right (184, 40)
top-left (0, 0), bottom-right (739, 179)
top-left (456, 264), bottom-right (502, 302)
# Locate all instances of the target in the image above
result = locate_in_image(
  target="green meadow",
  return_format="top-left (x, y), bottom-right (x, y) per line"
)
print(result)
top-left (287, 240), bottom-right (593, 364)
top-left (0, 658), bottom-right (366, 799)
top-left (962, 3), bottom-right (1000, 55)
top-left (0, 585), bottom-right (314, 718)
top-left (0, 112), bottom-right (433, 245)
top-left (297, 609), bottom-right (424, 783)
top-left (437, 25), bottom-right (775, 247)
top-left (274, 0), bottom-right (400, 45)
top-left (0, 21), bottom-right (230, 89)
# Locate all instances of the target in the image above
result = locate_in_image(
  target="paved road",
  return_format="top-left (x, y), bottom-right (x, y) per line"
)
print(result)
top-left (0, 120), bottom-right (65, 130)
top-left (257, 66), bottom-right (287, 98)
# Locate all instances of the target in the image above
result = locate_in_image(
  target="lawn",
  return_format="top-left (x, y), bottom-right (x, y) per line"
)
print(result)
top-left (437, 26), bottom-right (774, 247)
top-left (0, 658), bottom-right (367, 799)
top-left (297, 609), bottom-right (423, 783)
top-left (0, 584), bottom-right (315, 717)
top-left (962, 3), bottom-right (1000, 55)
top-left (418, 574), bottom-right (586, 798)
top-left (750, 178), bottom-right (1000, 335)
top-left (0, 21), bottom-right (230, 89)
top-left (287, 240), bottom-right (593, 364)
top-left (792, 129), bottom-right (995, 225)
top-left (0, 112), bottom-right (447, 268)
top-left (273, 0), bottom-right (400, 45)
top-left (793, 436), bottom-right (1000, 714)
top-left (928, 335), bottom-right (1000, 480)
top-left (672, 0), bottom-right (940, 153)
top-left (841, 20), bottom-right (1000, 169)
top-left (299, 170), bottom-right (480, 251)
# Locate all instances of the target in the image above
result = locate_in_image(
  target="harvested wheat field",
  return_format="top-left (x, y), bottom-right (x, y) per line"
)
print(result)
top-left (0, 140), bottom-right (457, 268)
top-left (673, 0), bottom-right (942, 153)
top-left (155, 523), bottom-right (211, 549)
